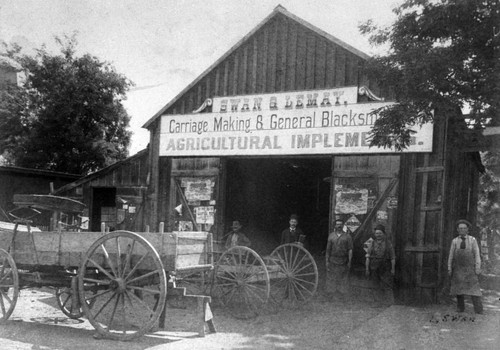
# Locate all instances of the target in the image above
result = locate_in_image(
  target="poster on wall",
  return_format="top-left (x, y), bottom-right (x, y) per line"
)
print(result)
top-left (194, 206), bottom-right (215, 225)
top-left (335, 188), bottom-right (369, 215)
top-left (184, 179), bottom-right (214, 201)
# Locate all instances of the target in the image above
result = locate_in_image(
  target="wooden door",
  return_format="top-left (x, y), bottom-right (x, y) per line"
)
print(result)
top-left (330, 155), bottom-right (400, 265)
top-left (169, 158), bottom-right (222, 236)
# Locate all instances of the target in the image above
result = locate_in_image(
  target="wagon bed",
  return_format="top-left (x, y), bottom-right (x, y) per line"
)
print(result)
top-left (0, 223), bottom-right (215, 340)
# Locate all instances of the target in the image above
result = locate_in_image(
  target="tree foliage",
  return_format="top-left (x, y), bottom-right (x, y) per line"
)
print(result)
top-left (360, 0), bottom-right (499, 149)
top-left (0, 35), bottom-right (133, 174)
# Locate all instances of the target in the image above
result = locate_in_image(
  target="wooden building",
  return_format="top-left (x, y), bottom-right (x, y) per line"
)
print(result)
top-left (54, 6), bottom-right (483, 304)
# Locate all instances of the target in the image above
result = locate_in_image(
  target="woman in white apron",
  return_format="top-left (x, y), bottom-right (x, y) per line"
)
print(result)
top-left (447, 219), bottom-right (483, 314)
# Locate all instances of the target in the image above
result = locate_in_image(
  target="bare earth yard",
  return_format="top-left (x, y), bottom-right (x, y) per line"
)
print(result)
top-left (0, 286), bottom-right (499, 350)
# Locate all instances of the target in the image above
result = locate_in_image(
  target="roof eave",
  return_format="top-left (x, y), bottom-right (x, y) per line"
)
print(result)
top-left (142, 5), bottom-right (370, 129)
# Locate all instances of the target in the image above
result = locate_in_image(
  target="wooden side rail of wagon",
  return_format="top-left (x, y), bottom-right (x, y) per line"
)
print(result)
top-left (0, 225), bottom-right (216, 341)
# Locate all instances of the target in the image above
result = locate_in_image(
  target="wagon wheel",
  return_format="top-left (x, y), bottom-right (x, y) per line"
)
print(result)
top-left (212, 246), bottom-right (270, 319)
top-left (78, 231), bottom-right (167, 341)
top-left (175, 269), bottom-right (212, 296)
top-left (0, 248), bottom-right (19, 323)
top-left (269, 243), bottom-right (318, 307)
top-left (56, 286), bottom-right (84, 319)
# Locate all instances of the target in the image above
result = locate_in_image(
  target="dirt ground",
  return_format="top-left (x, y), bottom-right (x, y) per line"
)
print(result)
top-left (1, 283), bottom-right (499, 350)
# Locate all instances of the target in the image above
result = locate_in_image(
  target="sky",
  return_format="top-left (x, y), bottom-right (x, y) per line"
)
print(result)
top-left (0, 0), bottom-right (400, 155)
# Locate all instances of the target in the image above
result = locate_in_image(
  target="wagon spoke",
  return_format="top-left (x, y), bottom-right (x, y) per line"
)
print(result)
top-left (0, 269), bottom-right (11, 284)
top-left (222, 285), bottom-right (239, 305)
top-left (100, 244), bottom-right (119, 278)
top-left (60, 293), bottom-right (71, 309)
top-left (106, 293), bottom-right (121, 331)
top-left (83, 277), bottom-right (111, 285)
top-left (126, 269), bottom-right (161, 285)
top-left (243, 284), bottom-right (268, 304)
top-left (84, 288), bottom-right (112, 303)
top-left (126, 285), bottom-right (162, 295)
top-left (124, 290), bottom-right (155, 316)
top-left (87, 258), bottom-right (116, 281)
top-left (115, 237), bottom-right (122, 277)
top-left (121, 240), bottom-right (136, 278)
top-left (290, 247), bottom-right (300, 267)
top-left (91, 291), bottom-right (116, 320)
top-left (290, 260), bottom-right (314, 275)
top-left (291, 280), bottom-right (309, 300)
top-left (0, 302), bottom-right (6, 317)
top-left (121, 293), bottom-right (127, 334)
top-left (123, 251), bottom-right (150, 281)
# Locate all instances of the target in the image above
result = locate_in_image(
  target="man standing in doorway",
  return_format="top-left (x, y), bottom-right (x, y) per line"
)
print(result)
top-left (280, 214), bottom-right (306, 245)
top-left (325, 218), bottom-right (353, 301)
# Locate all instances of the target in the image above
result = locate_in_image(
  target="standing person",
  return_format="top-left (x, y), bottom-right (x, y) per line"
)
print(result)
top-left (224, 220), bottom-right (251, 249)
top-left (365, 224), bottom-right (396, 304)
top-left (447, 219), bottom-right (483, 314)
top-left (280, 214), bottom-right (306, 245)
top-left (325, 219), bottom-right (353, 300)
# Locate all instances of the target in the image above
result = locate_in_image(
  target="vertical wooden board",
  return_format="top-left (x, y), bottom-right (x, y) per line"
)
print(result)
top-left (325, 45), bottom-right (336, 87)
top-left (344, 54), bottom-right (354, 85)
top-left (305, 33), bottom-right (316, 90)
top-left (260, 26), bottom-right (269, 93)
top-left (223, 60), bottom-right (229, 96)
top-left (214, 66), bottom-right (221, 97)
top-left (240, 45), bottom-right (248, 95)
top-left (334, 49), bottom-right (346, 87)
top-left (295, 27), bottom-right (306, 90)
top-left (278, 16), bottom-right (288, 91)
top-left (231, 54), bottom-right (238, 96)
top-left (315, 38), bottom-right (326, 88)
top-left (274, 17), bottom-right (283, 90)
top-left (251, 37), bottom-right (258, 94)
top-left (267, 18), bottom-right (278, 92)
top-left (285, 22), bottom-right (297, 90)
top-left (196, 84), bottom-right (203, 110)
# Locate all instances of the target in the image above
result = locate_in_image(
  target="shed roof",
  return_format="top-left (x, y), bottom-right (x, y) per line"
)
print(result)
top-left (142, 5), bottom-right (370, 129)
top-left (53, 148), bottom-right (149, 194)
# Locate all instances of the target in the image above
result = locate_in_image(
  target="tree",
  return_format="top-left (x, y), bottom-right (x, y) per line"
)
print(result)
top-left (359, 0), bottom-right (499, 150)
top-left (0, 35), bottom-right (133, 174)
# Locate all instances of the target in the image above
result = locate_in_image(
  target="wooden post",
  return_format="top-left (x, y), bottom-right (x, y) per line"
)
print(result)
top-left (159, 222), bottom-right (164, 234)
top-left (101, 222), bottom-right (106, 233)
top-left (145, 225), bottom-right (150, 233)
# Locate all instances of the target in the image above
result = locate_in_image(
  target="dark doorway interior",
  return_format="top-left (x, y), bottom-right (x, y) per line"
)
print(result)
top-left (91, 187), bottom-right (116, 232)
top-left (225, 157), bottom-right (331, 255)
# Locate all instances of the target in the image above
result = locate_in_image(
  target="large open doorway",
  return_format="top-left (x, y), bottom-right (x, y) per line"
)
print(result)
top-left (224, 157), bottom-right (332, 255)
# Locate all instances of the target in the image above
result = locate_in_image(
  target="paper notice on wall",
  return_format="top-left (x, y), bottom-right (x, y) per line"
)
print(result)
top-left (194, 206), bottom-right (215, 225)
top-left (184, 179), bottom-right (213, 201)
top-left (80, 216), bottom-right (89, 230)
top-left (335, 188), bottom-right (368, 214)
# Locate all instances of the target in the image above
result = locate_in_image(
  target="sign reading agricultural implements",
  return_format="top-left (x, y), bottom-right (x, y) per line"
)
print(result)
top-left (159, 101), bottom-right (433, 157)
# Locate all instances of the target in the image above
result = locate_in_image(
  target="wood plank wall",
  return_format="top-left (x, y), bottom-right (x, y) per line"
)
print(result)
top-left (162, 14), bottom-right (380, 116)
top-left (397, 108), bottom-right (481, 304)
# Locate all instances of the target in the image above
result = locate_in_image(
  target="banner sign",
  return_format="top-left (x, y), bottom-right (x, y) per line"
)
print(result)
top-left (159, 101), bottom-right (433, 156)
top-left (211, 87), bottom-right (359, 113)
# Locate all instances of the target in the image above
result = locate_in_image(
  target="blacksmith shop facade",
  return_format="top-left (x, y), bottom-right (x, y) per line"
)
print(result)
top-left (55, 6), bottom-right (482, 303)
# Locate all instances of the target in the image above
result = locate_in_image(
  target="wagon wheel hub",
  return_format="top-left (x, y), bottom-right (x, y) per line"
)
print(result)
top-left (110, 278), bottom-right (127, 293)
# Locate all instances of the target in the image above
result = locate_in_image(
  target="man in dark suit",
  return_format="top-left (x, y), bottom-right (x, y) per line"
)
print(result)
top-left (280, 214), bottom-right (305, 245)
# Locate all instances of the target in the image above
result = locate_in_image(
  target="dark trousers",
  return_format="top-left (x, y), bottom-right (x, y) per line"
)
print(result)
top-left (457, 295), bottom-right (483, 313)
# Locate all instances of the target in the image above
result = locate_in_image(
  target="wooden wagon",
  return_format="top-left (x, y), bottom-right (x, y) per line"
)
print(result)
top-left (176, 243), bottom-right (319, 319)
top-left (0, 195), bottom-right (216, 341)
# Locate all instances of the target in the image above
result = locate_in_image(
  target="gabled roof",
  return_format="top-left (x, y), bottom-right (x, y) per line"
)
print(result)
top-left (53, 148), bottom-right (149, 194)
top-left (142, 5), bottom-right (370, 129)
